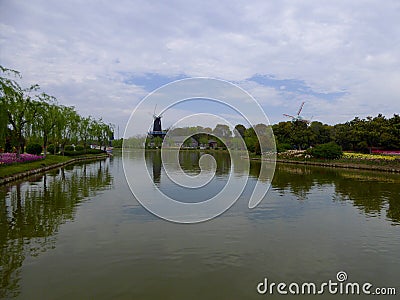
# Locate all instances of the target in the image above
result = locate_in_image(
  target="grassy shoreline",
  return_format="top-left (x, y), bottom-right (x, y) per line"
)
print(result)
top-left (249, 156), bottom-right (400, 173)
top-left (0, 154), bottom-right (109, 184)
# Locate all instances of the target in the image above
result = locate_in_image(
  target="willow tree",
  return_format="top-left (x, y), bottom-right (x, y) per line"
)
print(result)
top-left (90, 119), bottom-right (113, 150)
top-left (3, 85), bottom-right (39, 156)
top-left (55, 105), bottom-right (80, 155)
top-left (35, 93), bottom-right (60, 157)
top-left (78, 116), bottom-right (93, 153)
top-left (0, 105), bottom-right (7, 150)
top-left (0, 66), bottom-right (20, 151)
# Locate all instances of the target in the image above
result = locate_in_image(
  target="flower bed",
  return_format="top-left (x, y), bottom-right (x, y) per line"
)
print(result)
top-left (343, 152), bottom-right (397, 161)
top-left (0, 153), bottom-right (44, 165)
top-left (278, 150), bottom-right (309, 159)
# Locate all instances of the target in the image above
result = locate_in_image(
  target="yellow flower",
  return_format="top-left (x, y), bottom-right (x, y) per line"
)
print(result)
top-left (343, 152), bottom-right (396, 160)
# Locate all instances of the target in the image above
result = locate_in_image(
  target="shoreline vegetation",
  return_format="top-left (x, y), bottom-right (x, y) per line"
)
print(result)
top-left (0, 153), bottom-right (109, 185)
top-left (1, 66), bottom-right (114, 184)
top-left (137, 111), bottom-right (400, 173)
top-left (256, 157), bottom-right (400, 173)
top-left (1, 147), bottom-right (399, 185)
top-left (271, 150), bottom-right (400, 173)
top-left (130, 148), bottom-right (400, 173)
top-left (1, 66), bottom-right (114, 159)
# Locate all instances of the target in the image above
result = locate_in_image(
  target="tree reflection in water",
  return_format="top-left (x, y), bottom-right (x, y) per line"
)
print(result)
top-left (144, 151), bottom-right (400, 225)
top-left (1, 152), bottom-right (398, 299)
top-left (0, 159), bottom-right (112, 298)
top-left (269, 163), bottom-right (400, 224)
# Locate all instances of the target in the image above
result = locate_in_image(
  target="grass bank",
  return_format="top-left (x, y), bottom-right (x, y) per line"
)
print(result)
top-left (274, 158), bottom-right (400, 173)
top-left (249, 152), bottom-right (400, 173)
top-left (253, 151), bottom-right (399, 173)
top-left (0, 154), bottom-right (108, 184)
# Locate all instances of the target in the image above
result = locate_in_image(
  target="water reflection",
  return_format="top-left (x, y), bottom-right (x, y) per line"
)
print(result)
top-left (0, 159), bottom-right (112, 298)
top-left (144, 150), bottom-right (400, 225)
top-left (271, 163), bottom-right (400, 224)
top-left (1, 151), bottom-right (399, 299)
top-left (145, 150), bottom-right (162, 184)
top-left (145, 150), bottom-right (232, 185)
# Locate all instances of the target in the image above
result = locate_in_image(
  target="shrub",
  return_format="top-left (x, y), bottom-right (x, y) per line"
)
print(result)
top-left (308, 142), bottom-right (343, 159)
top-left (65, 145), bottom-right (75, 151)
top-left (26, 143), bottom-right (42, 155)
top-left (64, 150), bottom-right (84, 156)
top-left (47, 144), bottom-right (59, 154)
top-left (75, 145), bottom-right (84, 151)
top-left (86, 149), bottom-right (105, 154)
top-left (63, 149), bottom-right (105, 156)
top-left (277, 143), bottom-right (292, 153)
top-left (356, 141), bottom-right (369, 153)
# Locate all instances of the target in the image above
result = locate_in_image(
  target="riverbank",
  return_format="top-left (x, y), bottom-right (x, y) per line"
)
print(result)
top-left (250, 157), bottom-right (400, 173)
top-left (0, 154), bottom-right (109, 185)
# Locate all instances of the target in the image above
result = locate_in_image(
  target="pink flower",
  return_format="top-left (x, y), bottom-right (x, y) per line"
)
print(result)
top-left (0, 153), bottom-right (44, 165)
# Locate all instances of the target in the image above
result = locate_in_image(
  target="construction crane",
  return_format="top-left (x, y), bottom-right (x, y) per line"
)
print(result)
top-left (283, 101), bottom-right (312, 124)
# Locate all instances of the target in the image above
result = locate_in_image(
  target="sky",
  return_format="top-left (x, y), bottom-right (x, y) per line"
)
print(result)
top-left (1, 0), bottom-right (399, 137)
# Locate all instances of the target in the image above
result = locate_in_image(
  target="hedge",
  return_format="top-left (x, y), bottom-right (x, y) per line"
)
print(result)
top-left (26, 143), bottom-right (42, 155)
top-left (308, 142), bottom-right (343, 159)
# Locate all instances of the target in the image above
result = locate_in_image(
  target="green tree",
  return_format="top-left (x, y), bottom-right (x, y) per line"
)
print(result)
top-left (243, 127), bottom-right (259, 153)
top-left (3, 84), bottom-right (40, 156)
top-left (290, 120), bottom-right (310, 150)
top-left (55, 106), bottom-right (80, 155)
top-left (0, 105), bottom-right (7, 149)
top-left (90, 119), bottom-right (112, 150)
top-left (213, 124), bottom-right (232, 139)
top-left (309, 121), bottom-right (332, 145)
top-left (234, 124), bottom-right (246, 138)
top-left (79, 116), bottom-right (93, 152)
top-left (35, 93), bottom-right (60, 157)
top-left (272, 121), bottom-right (293, 145)
top-left (308, 142), bottom-right (343, 159)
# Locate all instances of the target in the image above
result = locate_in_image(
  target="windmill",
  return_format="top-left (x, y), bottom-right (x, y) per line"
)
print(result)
top-left (149, 105), bottom-right (166, 138)
top-left (283, 101), bottom-right (312, 124)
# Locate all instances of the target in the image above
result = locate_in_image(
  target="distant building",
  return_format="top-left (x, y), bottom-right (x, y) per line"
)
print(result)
top-left (168, 136), bottom-right (198, 148)
top-left (148, 116), bottom-right (167, 139)
top-left (208, 140), bottom-right (218, 149)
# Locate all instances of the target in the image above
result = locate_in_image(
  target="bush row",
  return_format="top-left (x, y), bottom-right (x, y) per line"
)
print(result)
top-left (307, 142), bottom-right (343, 159)
top-left (26, 143), bottom-right (42, 155)
top-left (63, 149), bottom-right (105, 156)
top-left (9, 143), bottom-right (99, 156)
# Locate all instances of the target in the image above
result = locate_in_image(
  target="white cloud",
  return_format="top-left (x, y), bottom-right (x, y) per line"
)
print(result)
top-left (1, 0), bottom-right (399, 133)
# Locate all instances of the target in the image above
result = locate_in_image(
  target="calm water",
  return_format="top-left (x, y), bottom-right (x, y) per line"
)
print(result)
top-left (1, 150), bottom-right (399, 299)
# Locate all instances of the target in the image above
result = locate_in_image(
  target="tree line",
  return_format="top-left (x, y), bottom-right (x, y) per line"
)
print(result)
top-left (273, 115), bottom-right (400, 153)
top-left (0, 66), bottom-right (114, 156)
top-left (139, 115), bottom-right (400, 154)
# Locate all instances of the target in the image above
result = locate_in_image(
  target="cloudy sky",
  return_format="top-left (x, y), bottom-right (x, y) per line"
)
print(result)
top-left (1, 0), bottom-right (399, 136)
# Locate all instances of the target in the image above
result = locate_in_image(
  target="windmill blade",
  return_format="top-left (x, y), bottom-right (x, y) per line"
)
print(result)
top-left (297, 101), bottom-right (305, 116)
top-left (283, 114), bottom-right (295, 118)
top-left (153, 104), bottom-right (157, 117)
top-left (304, 116), bottom-right (313, 124)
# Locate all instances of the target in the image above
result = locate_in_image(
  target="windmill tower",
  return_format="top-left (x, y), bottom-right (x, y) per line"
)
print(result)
top-left (149, 105), bottom-right (166, 139)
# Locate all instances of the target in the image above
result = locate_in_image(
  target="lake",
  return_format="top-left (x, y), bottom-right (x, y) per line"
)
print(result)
top-left (1, 150), bottom-right (399, 299)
